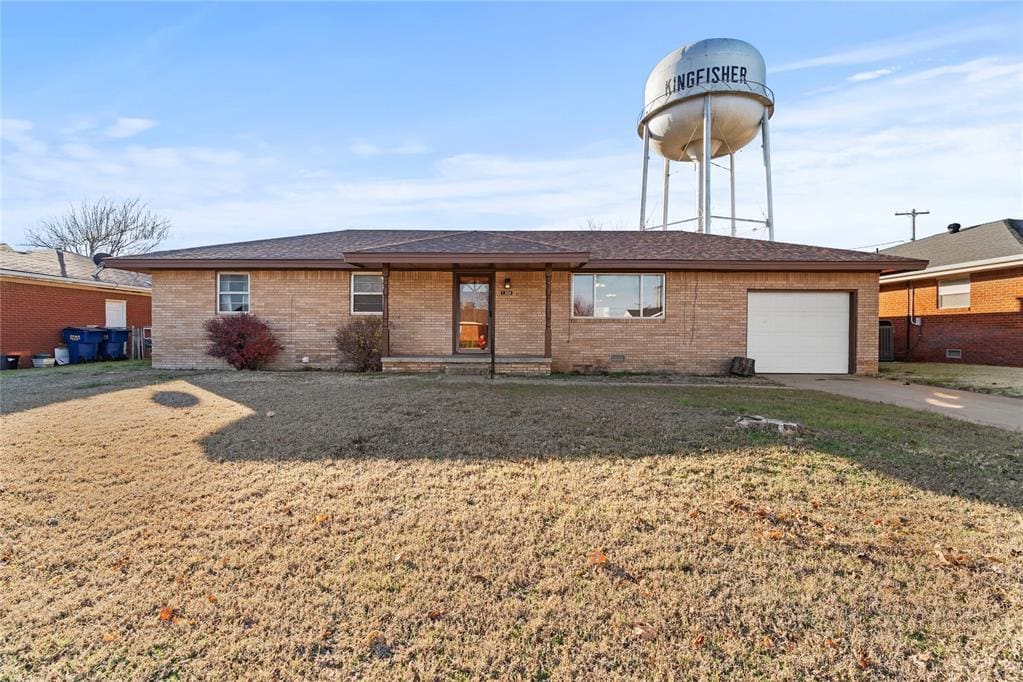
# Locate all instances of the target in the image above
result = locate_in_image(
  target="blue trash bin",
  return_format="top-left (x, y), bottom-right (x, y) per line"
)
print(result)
top-left (100, 327), bottom-right (130, 360)
top-left (61, 327), bottom-right (104, 363)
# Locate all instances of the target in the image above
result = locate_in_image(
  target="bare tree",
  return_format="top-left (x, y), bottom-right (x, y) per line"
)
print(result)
top-left (25, 198), bottom-right (170, 256)
top-left (581, 218), bottom-right (632, 231)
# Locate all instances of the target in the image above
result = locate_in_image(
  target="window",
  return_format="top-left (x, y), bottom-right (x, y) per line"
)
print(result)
top-left (217, 273), bottom-right (249, 313)
top-left (938, 277), bottom-right (970, 309)
top-left (351, 273), bottom-right (384, 313)
top-left (572, 273), bottom-right (664, 318)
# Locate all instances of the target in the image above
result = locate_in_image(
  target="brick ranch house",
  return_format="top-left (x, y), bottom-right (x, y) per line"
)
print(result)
top-left (1, 244), bottom-right (152, 367)
top-left (878, 218), bottom-right (1023, 367)
top-left (105, 230), bottom-right (925, 375)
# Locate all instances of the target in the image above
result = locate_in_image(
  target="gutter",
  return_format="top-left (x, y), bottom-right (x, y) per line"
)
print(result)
top-left (880, 254), bottom-right (1023, 283)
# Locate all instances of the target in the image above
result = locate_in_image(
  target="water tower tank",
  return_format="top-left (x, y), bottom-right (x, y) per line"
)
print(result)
top-left (638, 38), bottom-right (774, 161)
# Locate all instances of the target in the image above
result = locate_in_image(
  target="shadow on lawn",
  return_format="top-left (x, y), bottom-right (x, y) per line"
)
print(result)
top-left (3, 368), bottom-right (1019, 509)
top-left (181, 373), bottom-right (1023, 510)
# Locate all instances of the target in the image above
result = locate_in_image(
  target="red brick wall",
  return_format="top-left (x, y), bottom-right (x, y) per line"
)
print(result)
top-left (879, 266), bottom-right (1023, 366)
top-left (0, 278), bottom-right (152, 368)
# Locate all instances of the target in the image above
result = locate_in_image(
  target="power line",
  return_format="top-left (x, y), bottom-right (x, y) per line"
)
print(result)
top-left (895, 208), bottom-right (929, 241)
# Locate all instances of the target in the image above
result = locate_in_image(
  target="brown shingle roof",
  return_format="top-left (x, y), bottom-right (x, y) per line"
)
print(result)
top-left (105, 229), bottom-right (926, 274)
top-left (0, 245), bottom-right (151, 289)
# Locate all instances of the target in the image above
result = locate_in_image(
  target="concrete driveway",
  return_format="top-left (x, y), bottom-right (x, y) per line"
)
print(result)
top-left (770, 375), bottom-right (1023, 432)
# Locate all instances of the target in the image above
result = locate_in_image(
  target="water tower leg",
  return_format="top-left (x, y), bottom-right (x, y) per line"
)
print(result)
top-left (729, 152), bottom-right (737, 237)
top-left (639, 125), bottom-right (650, 230)
top-left (701, 96), bottom-right (712, 235)
top-left (696, 161), bottom-right (703, 233)
top-left (661, 157), bottom-right (670, 229)
top-left (761, 111), bottom-right (775, 241)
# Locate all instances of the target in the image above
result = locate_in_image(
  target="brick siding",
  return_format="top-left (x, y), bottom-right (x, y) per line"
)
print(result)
top-left (551, 270), bottom-right (877, 374)
top-left (0, 278), bottom-right (151, 368)
top-left (879, 266), bottom-right (1023, 366)
top-left (151, 270), bottom-right (348, 370)
top-left (150, 269), bottom-right (878, 374)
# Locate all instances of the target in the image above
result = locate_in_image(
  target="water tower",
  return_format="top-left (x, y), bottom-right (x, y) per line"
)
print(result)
top-left (637, 38), bottom-right (775, 239)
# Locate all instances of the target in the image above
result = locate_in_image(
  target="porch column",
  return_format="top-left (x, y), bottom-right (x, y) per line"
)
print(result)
top-left (381, 264), bottom-right (390, 357)
top-left (544, 264), bottom-right (552, 359)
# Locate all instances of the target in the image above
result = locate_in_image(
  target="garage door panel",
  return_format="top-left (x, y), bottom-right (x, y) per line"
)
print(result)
top-left (747, 292), bottom-right (850, 374)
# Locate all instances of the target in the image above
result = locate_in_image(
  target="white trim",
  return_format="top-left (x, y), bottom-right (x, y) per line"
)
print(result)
top-left (937, 276), bottom-right (971, 310)
top-left (0, 269), bottom-right (151, 294)
top-left (880, 254), bottom-right (1023, 283)
top-left (104, 299), bottom-right (127, 327)
top-left (350, 271), bottom-right (384, 315)
top-left (570, 272), bottom-right (666, 320)
top-left (216, 271), bottom-right (250, 314)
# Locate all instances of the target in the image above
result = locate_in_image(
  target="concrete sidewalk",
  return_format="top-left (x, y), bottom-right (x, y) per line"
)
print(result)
top-left (770, 374), bottom-right (1023, 432)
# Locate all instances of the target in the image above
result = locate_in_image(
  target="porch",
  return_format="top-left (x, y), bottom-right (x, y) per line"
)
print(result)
top-left (382, 355), bottom-right (552, 375)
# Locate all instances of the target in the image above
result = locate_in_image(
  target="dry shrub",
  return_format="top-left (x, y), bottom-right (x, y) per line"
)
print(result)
top-left (203, 313), bottom-right (283, 370)
top-left (335, 318), bottom-right (383, 371)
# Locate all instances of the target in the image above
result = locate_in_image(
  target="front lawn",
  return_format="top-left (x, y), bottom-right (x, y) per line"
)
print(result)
top-left (1, 368), bottom-right (1020, 679)
top-left (879, 361), bottom-right (1023, 398)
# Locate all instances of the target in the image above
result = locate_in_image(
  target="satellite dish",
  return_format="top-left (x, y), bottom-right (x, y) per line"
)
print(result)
top-left (92, 252), bottom-right (112, 267)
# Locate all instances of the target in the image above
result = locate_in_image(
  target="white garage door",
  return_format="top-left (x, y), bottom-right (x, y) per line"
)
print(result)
top-left (746, 291), bottom-right (850, 373)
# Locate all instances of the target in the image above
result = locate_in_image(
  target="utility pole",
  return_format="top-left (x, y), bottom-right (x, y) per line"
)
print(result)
top-left (895, 209), bottom-right (929, 241)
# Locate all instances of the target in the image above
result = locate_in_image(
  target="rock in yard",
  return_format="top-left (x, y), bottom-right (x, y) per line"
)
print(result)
top-left (735, 414), bottom-right (803, 435)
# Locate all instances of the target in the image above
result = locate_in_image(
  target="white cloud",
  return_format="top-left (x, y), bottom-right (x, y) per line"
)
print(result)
top-left (772, 20), bottom-right (1013, 73)
top-left (847, 67), bottom-right (896, 82)
top-left (2, 53), bottom-right (1020, 252)
top-left (1, 118), bottom-right (47, 155)
top-left (350, 140), bottom-right (430, 157)
top-left (105, 117), bottom-right (157, 138)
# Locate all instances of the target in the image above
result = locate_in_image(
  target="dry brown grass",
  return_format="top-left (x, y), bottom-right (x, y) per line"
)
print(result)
top-left (1, 368), bottom-right (1021, 679)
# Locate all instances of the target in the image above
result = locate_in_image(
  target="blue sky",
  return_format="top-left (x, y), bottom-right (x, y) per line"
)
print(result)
top-left (2, 2), bottom-right (1021, 251)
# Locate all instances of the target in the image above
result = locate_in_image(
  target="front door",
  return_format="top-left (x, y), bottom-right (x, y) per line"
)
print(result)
top-left (455, 274), bottom-right (491, 353)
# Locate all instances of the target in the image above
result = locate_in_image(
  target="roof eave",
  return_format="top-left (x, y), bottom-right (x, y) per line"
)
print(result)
top-left (580, 258), bottom-right (929, 274)
top-left (102, 257), bottom-right (356, 272)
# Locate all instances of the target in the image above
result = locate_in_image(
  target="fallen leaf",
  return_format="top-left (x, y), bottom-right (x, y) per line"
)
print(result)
top-left (857, 651), bottom-right (873, 669)
top-left (428, 610), bottom-right (445, 621)
top-left (762, 635), bottom-right (774, 649)
top-left (632, 622), bottom-right (657, 641)
top-left (587, 549), bottom-right (608, 567)
top-left (693, 633), bottom-right (705, 648)
top-left (825, 638), bottom-right (841, 650)
top-left (315, 513), bottom-right (331, 526)
top-left (101, 631), bottom-right (117, 642)
top-left (767, 529), bottom-right (783, 541)
top-left (158, 606), bottom-right (175, 622)
top-left (688, 510), bottom-right (700, 520)
top-left (207, 594), bottom-right (218, 603)
top-left (394, 552), bottom-right (406, 563)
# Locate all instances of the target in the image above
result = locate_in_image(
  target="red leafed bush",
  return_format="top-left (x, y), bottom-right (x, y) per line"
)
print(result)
top-left (204, 313), bottom-right (283, 370)
top-left (335, 318), bottom-right (383, 371)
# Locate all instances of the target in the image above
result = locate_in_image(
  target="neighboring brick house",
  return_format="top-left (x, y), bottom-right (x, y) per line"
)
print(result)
top-left (106, 230), bottom-right (924, 375)
top-left (0, 244), bottom-right (152, 368)
top-left (878, 219), bottom-right (1023, 367)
